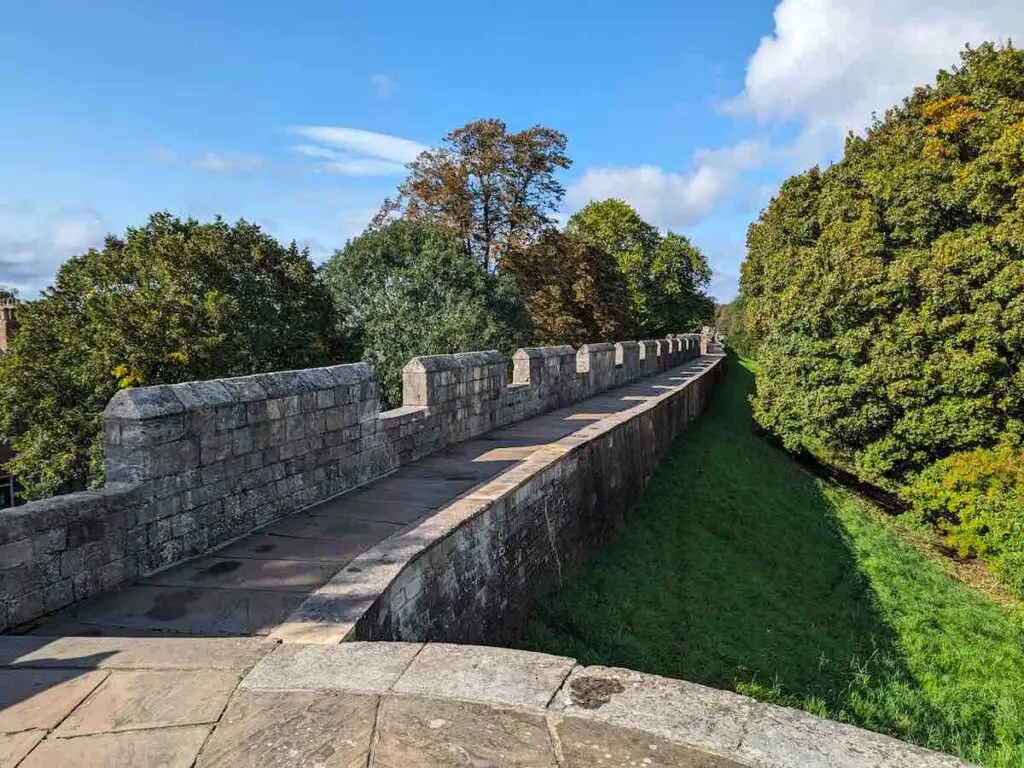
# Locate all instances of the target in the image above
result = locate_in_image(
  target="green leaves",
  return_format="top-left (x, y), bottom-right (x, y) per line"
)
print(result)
top-left (322, 220), bottom-right (530, 408)
top-left (742, 43), bottom-right (1024, 488)
top-left (0, 213), bottom-right (340, 498)
top-left (567, 199), bottom-right (715, 336)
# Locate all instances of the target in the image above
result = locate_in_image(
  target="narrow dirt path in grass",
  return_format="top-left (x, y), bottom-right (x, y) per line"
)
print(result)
top-left (513, 356), bottom-right (1024, 768)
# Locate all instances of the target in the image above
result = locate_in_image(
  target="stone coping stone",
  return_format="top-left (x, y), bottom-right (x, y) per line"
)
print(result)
top-left (391, 643), bottom-right (576, 709)
top-left (237, 642), bottom-right (973, 768)
top-left (241, 641), bottom-right (421, 694)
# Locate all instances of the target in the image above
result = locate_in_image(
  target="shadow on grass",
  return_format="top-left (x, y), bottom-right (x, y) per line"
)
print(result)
top-left (514, 354), bottom-right (1024, 765)
top-left (518, 356), bottom-right (902, 699)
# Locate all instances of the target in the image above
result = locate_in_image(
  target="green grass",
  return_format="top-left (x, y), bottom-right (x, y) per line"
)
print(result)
top-left (514, 355), bottom-right (1024, 767)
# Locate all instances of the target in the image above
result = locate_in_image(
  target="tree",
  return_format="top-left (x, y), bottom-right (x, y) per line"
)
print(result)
top-left (650, 232), bottom-right (716, 334)
top-left (740, 43), bottom-right (1024, 486)
top-left (502, 229), bottom-right (633, 346)
top-left (567, 199), bottom-right (715, 335)
top-left (379, 119), bottom-right (571, 272)
top-left (0, 213), bottom-right (340, 498)
top-left (322, 220), bottom-right (530, 409)
top-left (715, 296), bottom-right (757, 357)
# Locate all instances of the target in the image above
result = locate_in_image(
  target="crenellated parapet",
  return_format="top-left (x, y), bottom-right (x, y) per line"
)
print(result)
top-left (0, 333), bottom-right (710, 631)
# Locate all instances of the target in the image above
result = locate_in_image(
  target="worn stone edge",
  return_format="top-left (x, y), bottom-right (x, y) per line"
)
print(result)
top-left (235, 642), bottom-right (973, 768)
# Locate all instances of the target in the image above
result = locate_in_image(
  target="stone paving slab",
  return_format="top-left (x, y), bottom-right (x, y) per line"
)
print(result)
top-left (195, 690), bottom-right (376, 767)
top-left (20, 725), bottom-right (212, 768)
top-left (53, 669), bottom-right (239, 736)
top-left (38, 584), bottom-right (304, 636)
top-left (274, 498), bottom-right (430, 526)
top-left (392, 643), bottom-right (575, 709)
top-left (216, 527), bottom-right (398, 563)
top-left (241, 641), bottom-right (422, 694)
top-left (0, 730), bottom-right (44, 768)
top-left (140, 554), bottom-right (341, 593)
top-left (373, 694), bottom-right (558, 768)
top-left (0, 668), bottom-right (108, 732)
top-left (0, 635), bottom-right (273, 670)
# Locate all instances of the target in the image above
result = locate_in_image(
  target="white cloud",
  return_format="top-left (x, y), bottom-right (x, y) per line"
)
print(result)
top-left (190, 152), bottom-right (263, 172)
top-left (371, 74), bottom-right (399, 98)
top-left (288, 126), bottom-right (427, 176)
top-left (731, 0), bottom-right (1024, 142)
top-left (289, 143), bottom-right (407, 175)
top-left (567, 140), bottom-right (766, 228)
top-left (290, 126), bottom-right (427, 164)
top-left (0, 206), bottom-right (107, 296)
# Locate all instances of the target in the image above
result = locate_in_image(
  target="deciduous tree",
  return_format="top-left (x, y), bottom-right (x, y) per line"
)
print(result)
top-left (323, 220), bottom-right (530, 408)
top-left (0, 213), bottom-right (340, 498)
top-left (502, 229), bottom-right (633, 346)
top-left (568, 199), bottom-right (714, 335)
top-left (380, 119), bottom-right (571, 272)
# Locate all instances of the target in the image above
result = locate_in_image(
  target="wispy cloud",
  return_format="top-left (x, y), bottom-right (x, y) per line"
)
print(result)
top-left (152, 147), bottom-right (264, 172)
top-left (370, 74), bottom-right (399, 99)
top-left (288, 126), bottom-right (428, 176)
top-left (190, 152), bottom-right (263, 172)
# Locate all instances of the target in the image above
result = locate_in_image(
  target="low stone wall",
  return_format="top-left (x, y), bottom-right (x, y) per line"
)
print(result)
top-left (0, 333), bottom-right (702, 632)
top-left (273, 354), bottom-right (725, 645)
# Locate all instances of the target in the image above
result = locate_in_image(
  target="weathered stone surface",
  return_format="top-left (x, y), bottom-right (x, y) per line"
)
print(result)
top-left (0, 636), bottom-right (274, 671)
top-left (140, 555), bottom-right (339, 593)
top-left (0, 730), bottom-right (44, 768)
top-left (374, 694), bottom-right (558, 768)
top-left (551, 666), bottom-right (753, 759)
top-left (54, 669), bottom-right (239, 736)
top-left (39, 584), bottom-right (304, 636)
top-left (216, 527), bottom-right (398, 564)
top-left (393, 643), bottom-right (576, 709)
top-left (196, 690), bottom-right (376, 767)
top-left (4, 344), bottom-right (716, 637)
top-left (242, 641), bottom-right (422, 694)
top-left (21, 725), bottom-right (211, 768)
top-left (0, 669), bottom-right (108, 732)
top-left (555, 715), bottom-right (747, 768)
top-left (736, 702), bottom-right (970, 768)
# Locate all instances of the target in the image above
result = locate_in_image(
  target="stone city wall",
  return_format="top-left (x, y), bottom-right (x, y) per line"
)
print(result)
top-left (0, 334), bottom-right (702, 632)
top-left (308, 354), bottom-right (726, 644)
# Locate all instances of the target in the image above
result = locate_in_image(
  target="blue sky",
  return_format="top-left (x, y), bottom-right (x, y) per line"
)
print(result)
top-left (3, 0), bottom-right (1022, 301)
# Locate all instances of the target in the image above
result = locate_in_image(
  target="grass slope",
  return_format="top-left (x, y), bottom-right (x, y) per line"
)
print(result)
top-left (514, 356), bottom-right (1024, 767)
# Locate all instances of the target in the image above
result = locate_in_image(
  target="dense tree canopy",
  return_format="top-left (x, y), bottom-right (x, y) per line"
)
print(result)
top-left (741, 43), bottom-right (1024, 486)
top-left (323, 220), bottom-right (530, 408)
top-left (568, 199), bottom-right (715, 336)
top-left (379, 118), bottom-right (571, 272)
top-left (0, 213), bottom-right (339, 498)
top-left (715, 297), bottom-right (756, 358)
top-left (502, 229), bottom-right (633, 346)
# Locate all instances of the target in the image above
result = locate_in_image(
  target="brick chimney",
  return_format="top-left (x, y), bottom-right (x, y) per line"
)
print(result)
top-left (0, 295), bottom-right (19, 353)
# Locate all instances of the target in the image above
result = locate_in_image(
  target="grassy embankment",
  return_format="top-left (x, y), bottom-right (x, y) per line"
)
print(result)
top-left (515, 355), bottom-right (1024, 767)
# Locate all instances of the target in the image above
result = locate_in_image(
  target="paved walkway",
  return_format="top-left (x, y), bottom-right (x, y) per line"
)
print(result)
top-left (0, 637), bottom-right (967, 767)
top-left (14, 361), bottom-right (712, 639)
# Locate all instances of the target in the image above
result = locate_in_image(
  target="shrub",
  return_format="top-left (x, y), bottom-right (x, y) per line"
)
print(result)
top-left (906, 446), bottom-right (1024, 596)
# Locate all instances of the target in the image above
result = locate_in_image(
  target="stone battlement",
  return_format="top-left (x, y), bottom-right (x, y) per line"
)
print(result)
top-left (0, 334), bottom-right (702, 632)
